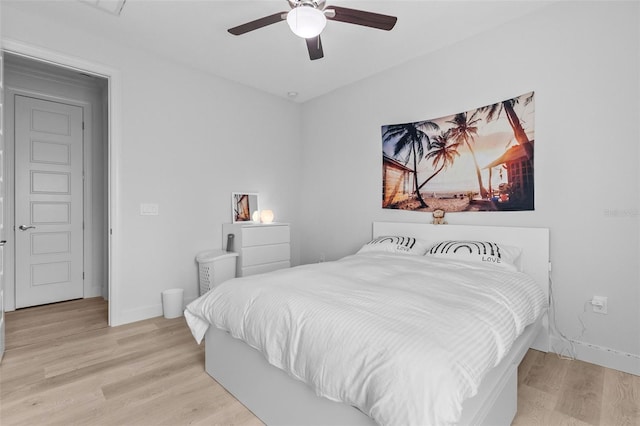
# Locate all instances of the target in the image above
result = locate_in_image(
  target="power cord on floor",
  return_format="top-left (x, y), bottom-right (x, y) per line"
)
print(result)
top-left (548, 275), bottom-right (577, 360)
top-left (576, 299), bottom-right (591, 343)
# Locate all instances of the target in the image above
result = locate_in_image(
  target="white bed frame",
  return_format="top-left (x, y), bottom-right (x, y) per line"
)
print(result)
top-left (204, 222), bottom-right (550, 426)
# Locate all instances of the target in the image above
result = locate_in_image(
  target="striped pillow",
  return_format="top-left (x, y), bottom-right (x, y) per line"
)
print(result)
top-left (357, 236), bottom-right (429, 256)
top-left (425, 240), bottom-right (522, 271)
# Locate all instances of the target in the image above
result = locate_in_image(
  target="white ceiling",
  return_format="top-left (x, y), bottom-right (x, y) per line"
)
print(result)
top-left (4, 0), bottom-right (554, 103)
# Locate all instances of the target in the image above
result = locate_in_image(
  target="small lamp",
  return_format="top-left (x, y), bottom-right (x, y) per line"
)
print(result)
top-left (287, 6), bottom-right (327, 39)
top-left (252, 210), bottom-right (260, 222)
top-left (260, 210), bottom-right (275, 224)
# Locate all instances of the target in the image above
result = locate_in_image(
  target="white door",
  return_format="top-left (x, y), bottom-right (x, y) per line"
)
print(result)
top-left (14, 95), bottom-right (84, 308)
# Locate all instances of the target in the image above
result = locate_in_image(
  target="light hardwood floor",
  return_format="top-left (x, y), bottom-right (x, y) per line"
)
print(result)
top-left (1, 298), bottom-right (638, 426)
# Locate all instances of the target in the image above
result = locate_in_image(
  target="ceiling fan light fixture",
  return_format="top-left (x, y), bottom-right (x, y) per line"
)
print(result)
top-left (287, 6), bottom-right (326, 39)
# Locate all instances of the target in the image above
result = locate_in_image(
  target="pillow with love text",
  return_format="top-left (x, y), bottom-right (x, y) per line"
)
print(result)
top-left (425, 240), bottom-right (522, 271)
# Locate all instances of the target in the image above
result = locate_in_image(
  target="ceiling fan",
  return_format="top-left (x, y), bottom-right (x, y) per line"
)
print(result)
top-left (228, 0), bottom-right (398, 61)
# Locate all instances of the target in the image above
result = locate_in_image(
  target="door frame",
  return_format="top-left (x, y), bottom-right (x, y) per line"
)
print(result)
top-left (2, 39), bottom-right (122, 326)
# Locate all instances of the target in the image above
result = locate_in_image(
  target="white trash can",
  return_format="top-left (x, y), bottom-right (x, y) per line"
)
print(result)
top-left (162, 288), bottom-right (184, 319)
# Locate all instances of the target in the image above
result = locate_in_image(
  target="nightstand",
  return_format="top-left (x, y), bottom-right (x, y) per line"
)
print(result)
top-left (222, 223), bottom-right (291, 277)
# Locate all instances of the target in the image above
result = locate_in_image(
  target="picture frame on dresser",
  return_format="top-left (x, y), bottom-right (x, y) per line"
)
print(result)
top-left (231, 192), bottom-right (259, 223)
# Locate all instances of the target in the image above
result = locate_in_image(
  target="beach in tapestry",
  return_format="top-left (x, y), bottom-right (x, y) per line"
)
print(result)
top-left (381, 92), bottom-right (535, 212)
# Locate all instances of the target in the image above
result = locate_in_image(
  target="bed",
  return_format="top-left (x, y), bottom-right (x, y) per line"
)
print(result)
top-left (186, 222), bottom-right (550, 425)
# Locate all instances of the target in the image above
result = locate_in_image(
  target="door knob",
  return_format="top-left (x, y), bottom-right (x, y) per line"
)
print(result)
top-left (18, 225), bottom-right (36, 231)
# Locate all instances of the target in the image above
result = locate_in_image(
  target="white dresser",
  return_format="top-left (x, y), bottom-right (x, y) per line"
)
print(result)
top-left (222, 223), bottom-right (290, 277)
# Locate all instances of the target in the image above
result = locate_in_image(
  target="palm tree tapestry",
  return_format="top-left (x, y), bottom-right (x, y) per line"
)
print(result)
top-left (381, 91), bottom-right (535, 212)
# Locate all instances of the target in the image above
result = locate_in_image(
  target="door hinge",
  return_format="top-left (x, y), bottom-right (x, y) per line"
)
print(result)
top-left (83, 272), bottom-right (85, 280)
top-left (82, 121), bottom-right (85, 130)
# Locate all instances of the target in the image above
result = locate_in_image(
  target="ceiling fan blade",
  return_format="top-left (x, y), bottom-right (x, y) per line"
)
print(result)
top-left (325, 6), bottom-right (397, 31)
top-left (228, 12), bottom-right (287, 35)
top-left (306, 36), bottom-right (324, 61)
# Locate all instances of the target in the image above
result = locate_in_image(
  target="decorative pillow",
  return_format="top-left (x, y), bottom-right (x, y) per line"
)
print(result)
top-left (425, 240), bottom-right (522, 271)
top-left (357, 236), bottom-right (430, 256)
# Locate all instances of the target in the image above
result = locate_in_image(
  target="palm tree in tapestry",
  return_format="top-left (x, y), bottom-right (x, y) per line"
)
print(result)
top-left (417, 130), bottom-right (460, 191)
top-left (382, 120), bottom-right (439, 208)
top-left (479, 92), bottom-right (534, 160)
top-left (446, 111), bottom-right (489, 198)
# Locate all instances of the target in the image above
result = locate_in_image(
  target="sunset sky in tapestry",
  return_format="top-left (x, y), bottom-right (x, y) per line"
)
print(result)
top-left (381, 92), bottom-right (535, 212)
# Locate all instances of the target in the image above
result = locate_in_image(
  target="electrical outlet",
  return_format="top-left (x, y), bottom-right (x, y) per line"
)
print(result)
top-left (591, 296), bottom-right (608, 314)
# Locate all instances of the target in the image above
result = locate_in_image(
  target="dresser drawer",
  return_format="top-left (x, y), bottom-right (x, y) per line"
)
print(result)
top-left (241, 225), bottom-right (290, 247)
top-left (242, 243), bottom-right (290, 267)
top-left (242, 261), bottom-right (290, 277)
top-left (222, 222), bottom-right (291, 278)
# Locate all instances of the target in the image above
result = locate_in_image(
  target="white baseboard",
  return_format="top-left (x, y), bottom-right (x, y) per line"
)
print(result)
top-left (115, 295), bottom-right (197, 326)
top-left (549, 335), bottom-right (640, 376)
top-left (85, 286), bottom-right (104, 298)
top-left (117, 303), bottom-right (164, 326)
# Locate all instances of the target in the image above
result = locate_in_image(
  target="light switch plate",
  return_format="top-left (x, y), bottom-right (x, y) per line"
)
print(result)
top-left (140, 203), bottom-right (159, 216)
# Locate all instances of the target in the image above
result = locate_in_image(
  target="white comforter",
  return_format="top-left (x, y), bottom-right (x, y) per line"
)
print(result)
top-left (185, 252), bottom-right (546, 426)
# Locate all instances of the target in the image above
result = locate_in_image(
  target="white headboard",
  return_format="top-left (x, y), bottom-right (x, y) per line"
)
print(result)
top-left (373, 222), bottom-right (550, 351)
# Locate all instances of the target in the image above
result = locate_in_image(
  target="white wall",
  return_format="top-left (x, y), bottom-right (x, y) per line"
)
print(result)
top-left (299, 2), bottom-right (639, 373)
top-left (2, 4), bottom-right (303, 324)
